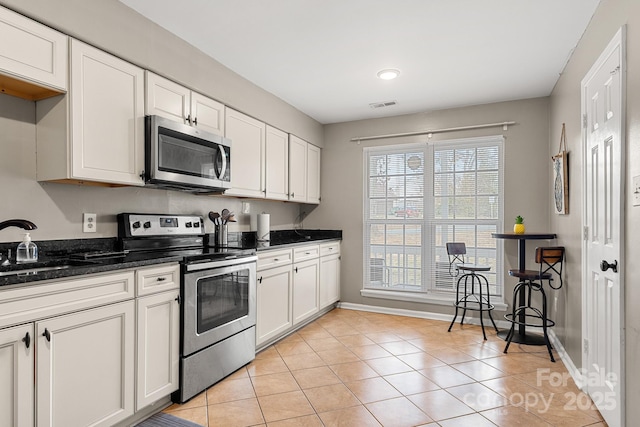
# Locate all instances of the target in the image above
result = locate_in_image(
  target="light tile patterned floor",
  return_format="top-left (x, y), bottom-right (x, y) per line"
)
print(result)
top-left (164, 309), bottom-right (607, 427)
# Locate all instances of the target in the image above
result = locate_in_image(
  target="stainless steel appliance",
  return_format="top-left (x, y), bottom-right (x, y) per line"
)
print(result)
top-left (117, 213), bottom-right (257, 403)
top-left (145, 115), bottom-right (232, 193)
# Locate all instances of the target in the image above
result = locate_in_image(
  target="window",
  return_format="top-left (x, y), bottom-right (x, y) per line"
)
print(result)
top-left (363, 136), bottom-right (504, 300)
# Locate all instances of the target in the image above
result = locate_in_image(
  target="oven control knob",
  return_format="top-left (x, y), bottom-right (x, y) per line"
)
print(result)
top-left (143, 221), bottom-right (151, 229)
top-left (185, 222), bottom-right (192, 228)
top-left (132, 221), bottom-right (141, 229)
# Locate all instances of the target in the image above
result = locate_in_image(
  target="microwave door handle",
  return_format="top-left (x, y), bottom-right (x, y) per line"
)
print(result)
top-left (215, 145), bottom-right (227, 179)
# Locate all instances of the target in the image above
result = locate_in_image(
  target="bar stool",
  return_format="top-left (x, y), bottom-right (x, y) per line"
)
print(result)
top-left (504, 246), bottom-right (565, 362)
top-left (446, 242), bottom-right (498, 340)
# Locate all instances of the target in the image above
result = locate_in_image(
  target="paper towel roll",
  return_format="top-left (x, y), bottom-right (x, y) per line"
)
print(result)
top-left (257, 213), bottom-right (270, 241)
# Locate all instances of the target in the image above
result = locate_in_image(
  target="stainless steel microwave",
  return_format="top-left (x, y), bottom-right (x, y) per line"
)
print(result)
top-left (145, 115), bottom-right (232, 193)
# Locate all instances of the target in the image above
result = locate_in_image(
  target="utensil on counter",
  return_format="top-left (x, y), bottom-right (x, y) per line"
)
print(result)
top-left (208, 211), bottom-right (220, 225)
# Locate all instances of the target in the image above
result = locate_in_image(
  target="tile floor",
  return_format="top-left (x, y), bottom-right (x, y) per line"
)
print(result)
top-left (163, 309), bottom-right (607, 426)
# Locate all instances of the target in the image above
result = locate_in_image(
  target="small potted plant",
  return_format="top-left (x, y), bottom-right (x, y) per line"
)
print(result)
top-left (514, 215), bottom-right (525, 234)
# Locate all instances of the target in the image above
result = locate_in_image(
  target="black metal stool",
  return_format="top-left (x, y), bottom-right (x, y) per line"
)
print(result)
top-left (504, 246), bottom-right (565, 362)
top-left (446, 242), bottom-right (498, 340)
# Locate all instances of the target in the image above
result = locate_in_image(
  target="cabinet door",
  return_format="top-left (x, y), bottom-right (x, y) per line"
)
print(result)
top-left (70, 39), bottom-right (145, 186)
top-left (224, 108), bottom-right (265, 197)
top-left (36, 301), bottom-right (135, 427)
top-left (145, 71), bottom-right (190, 124)
top-left (265, 125), bottom-right (289, 201)
top-left (0, 323), bottom-right (34, 427)
top-left (191, 91), bottom-right (225, 136)
top-left (307, 143), bottom-right (321, 204)
top-left (256, 265), bottom-right (293, 346)
top-left (292, 259), bottom-right (319, 325)
top-left (136, 290), bottom-right (180, 409)
top-left (320, 254), bottom-right (340, 309)
top-left (288, 134), bottom-right (307, 202)
top-left (0, 5), bottom-right (67, 94)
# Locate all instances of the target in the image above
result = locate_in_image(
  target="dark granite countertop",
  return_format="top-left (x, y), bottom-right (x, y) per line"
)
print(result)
top-left (0, 230), bottom-right (342, 288)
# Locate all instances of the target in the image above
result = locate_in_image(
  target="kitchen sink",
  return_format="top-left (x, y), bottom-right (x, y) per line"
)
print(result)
top-left (0, 259), bottom-right (98, 277)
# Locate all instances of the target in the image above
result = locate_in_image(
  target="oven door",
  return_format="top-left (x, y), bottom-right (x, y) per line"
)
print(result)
top-left (182, 256), bottom-right (256, 356)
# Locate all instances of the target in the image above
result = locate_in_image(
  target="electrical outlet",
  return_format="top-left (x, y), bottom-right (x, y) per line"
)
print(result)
top-left (83, 213), bottom-right (97, 233)
top-left (633, 175), bottom-right (640, 207)
top-left (242, 202), bottom-right (250, 214)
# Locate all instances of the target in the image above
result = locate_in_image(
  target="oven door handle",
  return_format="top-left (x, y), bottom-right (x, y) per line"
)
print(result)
top-left (185, 255), bottom-right (258, 272)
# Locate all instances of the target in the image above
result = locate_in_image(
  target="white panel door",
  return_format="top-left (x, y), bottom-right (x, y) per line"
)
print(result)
top-left (145, 71), bottom-right (190, 123)
top-left (224, 108), bottom-right (265, 197)
top-left (582, 27), bottom-right (625, 427)
top-left (0, 323), bottom-right (34, 427)
top-left (256, 264), bottom-right (293, 346)
top-left (36, 301), bottom-right (135, 427)
top-left (191, 91), bottom-right (225, 136)
top-left (70, 39), bottom-right (145, 186)
top-left (136, 290), bottom-right (180, 409)
top-left (265, 125), bottom-right (289, 201)
top-left (288, 134), bottom-right (307, 202)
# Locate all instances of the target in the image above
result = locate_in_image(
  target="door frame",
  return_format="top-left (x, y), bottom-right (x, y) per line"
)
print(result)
top-left (580, 26), bottom-right (626, 426)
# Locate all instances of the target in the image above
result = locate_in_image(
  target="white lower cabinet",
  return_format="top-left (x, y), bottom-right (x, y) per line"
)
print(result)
top-left (255, 242), bottom-right (340, 349)
top-left (256, 264), bottom-right (293, 347)
top-left (36, 300), bottom-right (136, 427)
top-left (0, 323), bottom-right (34, 427)
top-left (319, 242), bottom-right (340, 308)
top-left (292, 256), bottom-right (320, 326)
top-left (0, 263), bottom-right (181, 426)
top-left (136, 289), bottom-right (180, 409)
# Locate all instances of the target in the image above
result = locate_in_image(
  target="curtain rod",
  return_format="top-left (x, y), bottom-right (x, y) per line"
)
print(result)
top-left (350, 121), bottom-right (516, 143)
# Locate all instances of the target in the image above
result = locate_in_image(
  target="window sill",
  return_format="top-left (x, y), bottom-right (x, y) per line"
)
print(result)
top-left (360, 288), bottom-right (508, 311)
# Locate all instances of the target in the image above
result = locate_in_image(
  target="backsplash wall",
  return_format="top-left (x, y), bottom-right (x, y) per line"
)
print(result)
top-left (0, 93), bottom-right (302, 243)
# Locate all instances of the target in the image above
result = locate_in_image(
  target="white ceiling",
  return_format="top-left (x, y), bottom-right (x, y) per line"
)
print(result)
top-left (120, 0), bottom-right (600, 124)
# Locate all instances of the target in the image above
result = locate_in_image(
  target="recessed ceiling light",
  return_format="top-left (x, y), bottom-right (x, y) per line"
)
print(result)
top-left (377, 69), bottom-right (400, 80)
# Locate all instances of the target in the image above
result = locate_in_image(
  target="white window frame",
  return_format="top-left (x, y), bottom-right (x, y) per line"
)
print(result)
top-left (361, 136), bottom-right (505, 308)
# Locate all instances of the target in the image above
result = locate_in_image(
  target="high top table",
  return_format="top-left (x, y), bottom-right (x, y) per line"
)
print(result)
top-left (492, 232), bottom-right (557, 344)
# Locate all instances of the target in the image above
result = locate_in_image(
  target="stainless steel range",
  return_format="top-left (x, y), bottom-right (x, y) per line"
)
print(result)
top-left (117, 213), bottom-right (257, 403)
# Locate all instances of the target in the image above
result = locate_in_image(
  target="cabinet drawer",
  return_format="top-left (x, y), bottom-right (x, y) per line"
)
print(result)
top-left (136, 263), bottom-right (180, 296)
top-left (293, 244), bottom-right (320, 262)
top-left (0, 271), bottom-right (135, 329)
top-left (320, 241), bottom-right (341, 257)
top-left (257, 249), bottom-right (292, 271)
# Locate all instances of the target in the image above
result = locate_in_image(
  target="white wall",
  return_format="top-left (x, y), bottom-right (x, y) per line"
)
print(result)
top-left (306, 97), bottom-right (552, 316)
top-left (549, 0), bottom-right (640, 422)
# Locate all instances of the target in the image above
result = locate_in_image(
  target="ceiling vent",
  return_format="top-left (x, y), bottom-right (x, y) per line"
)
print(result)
top-left (369, 101), bottom-right (397, 109)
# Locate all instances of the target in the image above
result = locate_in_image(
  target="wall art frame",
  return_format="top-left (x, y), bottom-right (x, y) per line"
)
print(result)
top-left (552, 123), bottom-right (569, 214)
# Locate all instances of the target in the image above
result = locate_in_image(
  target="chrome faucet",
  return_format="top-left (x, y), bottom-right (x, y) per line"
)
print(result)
top-left (0, 219), bottom-right (38, 265)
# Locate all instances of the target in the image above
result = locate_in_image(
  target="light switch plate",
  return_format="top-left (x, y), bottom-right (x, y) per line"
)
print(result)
top-left (83, 213), bottom-right (97, 233)
top-left (634, 176), bottom-right (640, 207)
top-left (242, 202), bottom-right (250, 214)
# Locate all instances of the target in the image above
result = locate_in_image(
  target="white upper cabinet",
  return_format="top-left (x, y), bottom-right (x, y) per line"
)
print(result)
top-left (289, 134), bottom-right (321, 204)
top-left (145, 71), bottom-right (225, 136)
top-left (307, 143), bottom-right (321, 204)
top-left (37, 39), bottom-right (145, 186)
top-left (0, 5), bottom-right (68, 99)
top-left (288, 134), bottom-right (307, 203)
top-left (224, 108), bottom-right (266, 198)
top-left (265, 125), bottom-right (289, 201)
